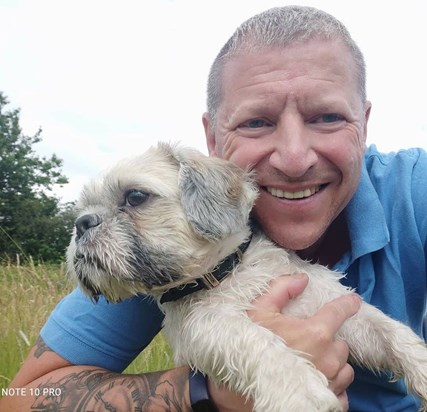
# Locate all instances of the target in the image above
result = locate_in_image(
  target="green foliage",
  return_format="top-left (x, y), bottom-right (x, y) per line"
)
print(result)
top-left (0, 262), bottom-right (73, 390)
top-left (0, 92), bottom-right (75, 262)
top-left (0, 262), bottom-right (173, 392)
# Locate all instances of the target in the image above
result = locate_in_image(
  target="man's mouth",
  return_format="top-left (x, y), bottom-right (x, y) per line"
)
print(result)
top-left (265, 185), bottom-right (322, 200)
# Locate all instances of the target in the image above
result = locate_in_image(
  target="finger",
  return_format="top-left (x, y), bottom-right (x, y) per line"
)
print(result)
top-left (312, 294), bottom-right (361, 335)
top-left (249, 273), bottom-right (309, 314)
top-left (333, 340), bottom-right (350, 373)
top-left (329, 363), bottom-right (354, 396)
top-left (316, 339), bottom-right (350, 379)
top-left (336, 390), bottom-right (350, 412)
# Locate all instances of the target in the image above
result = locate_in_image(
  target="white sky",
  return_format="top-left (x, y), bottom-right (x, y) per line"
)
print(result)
top-left (1, 0), bottom-right (426, 203)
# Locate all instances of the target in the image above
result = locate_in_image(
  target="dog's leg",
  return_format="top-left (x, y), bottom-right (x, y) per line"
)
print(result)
top-left (338, 302), bottom-right (427, 410)
top-left (169, 310), bottom-right (343, 412)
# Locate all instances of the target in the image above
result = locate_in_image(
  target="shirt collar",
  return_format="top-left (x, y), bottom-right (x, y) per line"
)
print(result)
top-left (341, 156), bottom-right (390, 266)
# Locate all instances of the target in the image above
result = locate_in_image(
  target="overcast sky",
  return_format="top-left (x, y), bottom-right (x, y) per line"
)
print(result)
top-left (1, 0), bottom-right (426, 203)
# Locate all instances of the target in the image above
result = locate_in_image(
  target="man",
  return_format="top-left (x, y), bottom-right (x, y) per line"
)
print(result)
top-left (2, 6), bottom-right (425, 411)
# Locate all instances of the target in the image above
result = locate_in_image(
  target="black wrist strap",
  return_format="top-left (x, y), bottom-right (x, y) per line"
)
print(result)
top-left (189, 369), bottom-right (218, 412)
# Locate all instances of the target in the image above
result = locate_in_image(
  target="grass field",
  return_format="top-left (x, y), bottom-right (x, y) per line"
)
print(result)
top-left (0, 261), bottom-right (173, 392)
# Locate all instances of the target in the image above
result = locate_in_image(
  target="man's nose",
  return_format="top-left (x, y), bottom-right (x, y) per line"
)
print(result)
top-left (268, 119), bottom-right (318, 178)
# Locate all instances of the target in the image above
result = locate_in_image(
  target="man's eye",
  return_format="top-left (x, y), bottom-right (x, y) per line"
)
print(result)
top-left (125, 190), bottom-right (150, 207)
top-left (313, 113), bottom-right (345, 123)
top-left (239, 118), bottom-right (273, 128)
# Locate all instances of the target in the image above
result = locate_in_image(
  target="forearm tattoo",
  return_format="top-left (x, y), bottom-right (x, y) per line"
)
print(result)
top-left (34, 336), bottom-right (54, 359)
top-left (30, 368), bottom-right (189, 411)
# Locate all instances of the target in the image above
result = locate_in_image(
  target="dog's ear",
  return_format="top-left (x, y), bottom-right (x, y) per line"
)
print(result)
top-left (177, 150), bottom-right (258, 241)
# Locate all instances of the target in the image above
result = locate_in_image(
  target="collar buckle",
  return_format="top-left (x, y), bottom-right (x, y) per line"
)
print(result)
top-left (160, 233), bottom-right (253, 303)
top-left (201, 272), bottom-right (221, 289)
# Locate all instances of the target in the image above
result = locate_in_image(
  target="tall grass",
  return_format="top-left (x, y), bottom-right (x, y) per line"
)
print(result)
top-left (0, 261), bottom-right (173, 392)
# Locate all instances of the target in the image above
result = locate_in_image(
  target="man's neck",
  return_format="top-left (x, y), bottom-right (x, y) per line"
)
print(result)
top-left (297, 214), bottom-right (350, 268)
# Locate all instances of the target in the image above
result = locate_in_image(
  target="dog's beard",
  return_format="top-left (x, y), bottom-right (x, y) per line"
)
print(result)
top-left (68, 216), bottom-right (184, 302)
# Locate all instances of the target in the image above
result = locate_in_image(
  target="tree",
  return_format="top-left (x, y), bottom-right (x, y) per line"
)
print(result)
top-left (0, 92), bottom-right (75, 262)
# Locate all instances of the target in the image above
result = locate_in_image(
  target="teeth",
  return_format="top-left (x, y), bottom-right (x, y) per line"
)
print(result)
top-left (266, 186), bottom-right (320, 200)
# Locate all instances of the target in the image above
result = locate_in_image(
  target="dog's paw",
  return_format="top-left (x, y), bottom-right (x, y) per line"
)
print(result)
top-left (402, 357), bottom-right (427, 410)
top-left (290, 368), bottom-right (343, 412)
top-left (305, 385), bottom-right (343, 412)
top-left (254, 375), bottom-right (343, 412)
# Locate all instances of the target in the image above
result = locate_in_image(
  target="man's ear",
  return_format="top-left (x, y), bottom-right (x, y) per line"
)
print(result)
top-left (202, 112), bottom-right (218, 157)
top-left (178, 152), bottom-right (257, 241)
top-left (362, 101), bottom-right (372, 144)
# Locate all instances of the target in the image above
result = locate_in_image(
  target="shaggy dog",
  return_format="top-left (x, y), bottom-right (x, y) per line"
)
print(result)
top-left (67, 143), bottom-right (427, 411)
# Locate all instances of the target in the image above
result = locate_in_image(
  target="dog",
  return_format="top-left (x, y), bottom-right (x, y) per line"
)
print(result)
top-left (67, 142), bottom-right (427, 411)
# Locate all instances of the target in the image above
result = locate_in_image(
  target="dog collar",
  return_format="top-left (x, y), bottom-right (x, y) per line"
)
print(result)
top-left (160, 235), bottom-right (252, 304)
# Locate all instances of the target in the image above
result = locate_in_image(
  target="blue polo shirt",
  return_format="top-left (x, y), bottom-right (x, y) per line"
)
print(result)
top-left (334, 146), bottom-right (427, 411)
top-left (41, 145), bottom-right (427, 411)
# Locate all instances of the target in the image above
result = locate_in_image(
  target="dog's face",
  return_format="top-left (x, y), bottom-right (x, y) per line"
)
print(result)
top-left (67, 143), bottom-right (258, 302)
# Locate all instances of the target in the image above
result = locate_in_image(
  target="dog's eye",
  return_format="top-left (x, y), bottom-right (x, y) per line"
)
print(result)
top-left (125, 190), bottom-right (150, 207)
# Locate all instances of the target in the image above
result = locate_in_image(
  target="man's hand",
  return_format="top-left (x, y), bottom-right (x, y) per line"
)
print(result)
top-left (208, 273), bottom-right (361, 411)
top-left (247, 273), bottom-right (360, 410)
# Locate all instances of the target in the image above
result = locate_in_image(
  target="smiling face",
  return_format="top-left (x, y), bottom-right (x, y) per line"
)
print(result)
top-left (204, 38), bottom-right (371, 253)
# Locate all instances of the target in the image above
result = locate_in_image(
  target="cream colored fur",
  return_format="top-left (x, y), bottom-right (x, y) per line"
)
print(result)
top-left (67, 143), bottom-right (427, 411)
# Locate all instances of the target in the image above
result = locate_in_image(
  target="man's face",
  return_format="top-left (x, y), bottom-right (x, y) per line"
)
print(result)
top-left (203, 39), bottom-right (371, 252)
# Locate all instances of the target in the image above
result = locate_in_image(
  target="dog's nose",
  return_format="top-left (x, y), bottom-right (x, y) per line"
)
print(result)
top-left (75, 214), bottom-right (102, 239)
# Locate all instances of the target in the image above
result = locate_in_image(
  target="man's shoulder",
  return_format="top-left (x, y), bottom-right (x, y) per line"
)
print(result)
top-left (362, 145), bottom-right (427, 242)
top-left (40, 288), bottom-right (164, 371)
top-left (365, 144), bottom-right (427, 173)
top-left (364, 145), bottom-right (427, 190)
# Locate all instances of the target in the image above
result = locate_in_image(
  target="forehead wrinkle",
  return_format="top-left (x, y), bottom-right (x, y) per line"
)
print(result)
top-left (224, 87), bottom-right (288, 127)
top-left (221, 41), bottom-right (360, 117)
top-left (224, 73), bottom-right (341, 123)
top-left (226, 73), bottom-right (357, 125)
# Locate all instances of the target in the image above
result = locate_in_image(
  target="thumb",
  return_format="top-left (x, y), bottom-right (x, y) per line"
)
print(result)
top-left (250, 273), bottom-right (309, 314)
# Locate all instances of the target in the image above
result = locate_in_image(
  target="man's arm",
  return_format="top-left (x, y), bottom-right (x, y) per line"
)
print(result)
top-left (0, 337), bottom-right (192, 411)
top-left (1, 275), bottom-right (358, 412)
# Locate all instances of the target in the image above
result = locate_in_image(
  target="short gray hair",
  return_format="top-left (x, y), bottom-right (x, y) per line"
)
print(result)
top-left (206, 6), bottom-right (366, 126)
